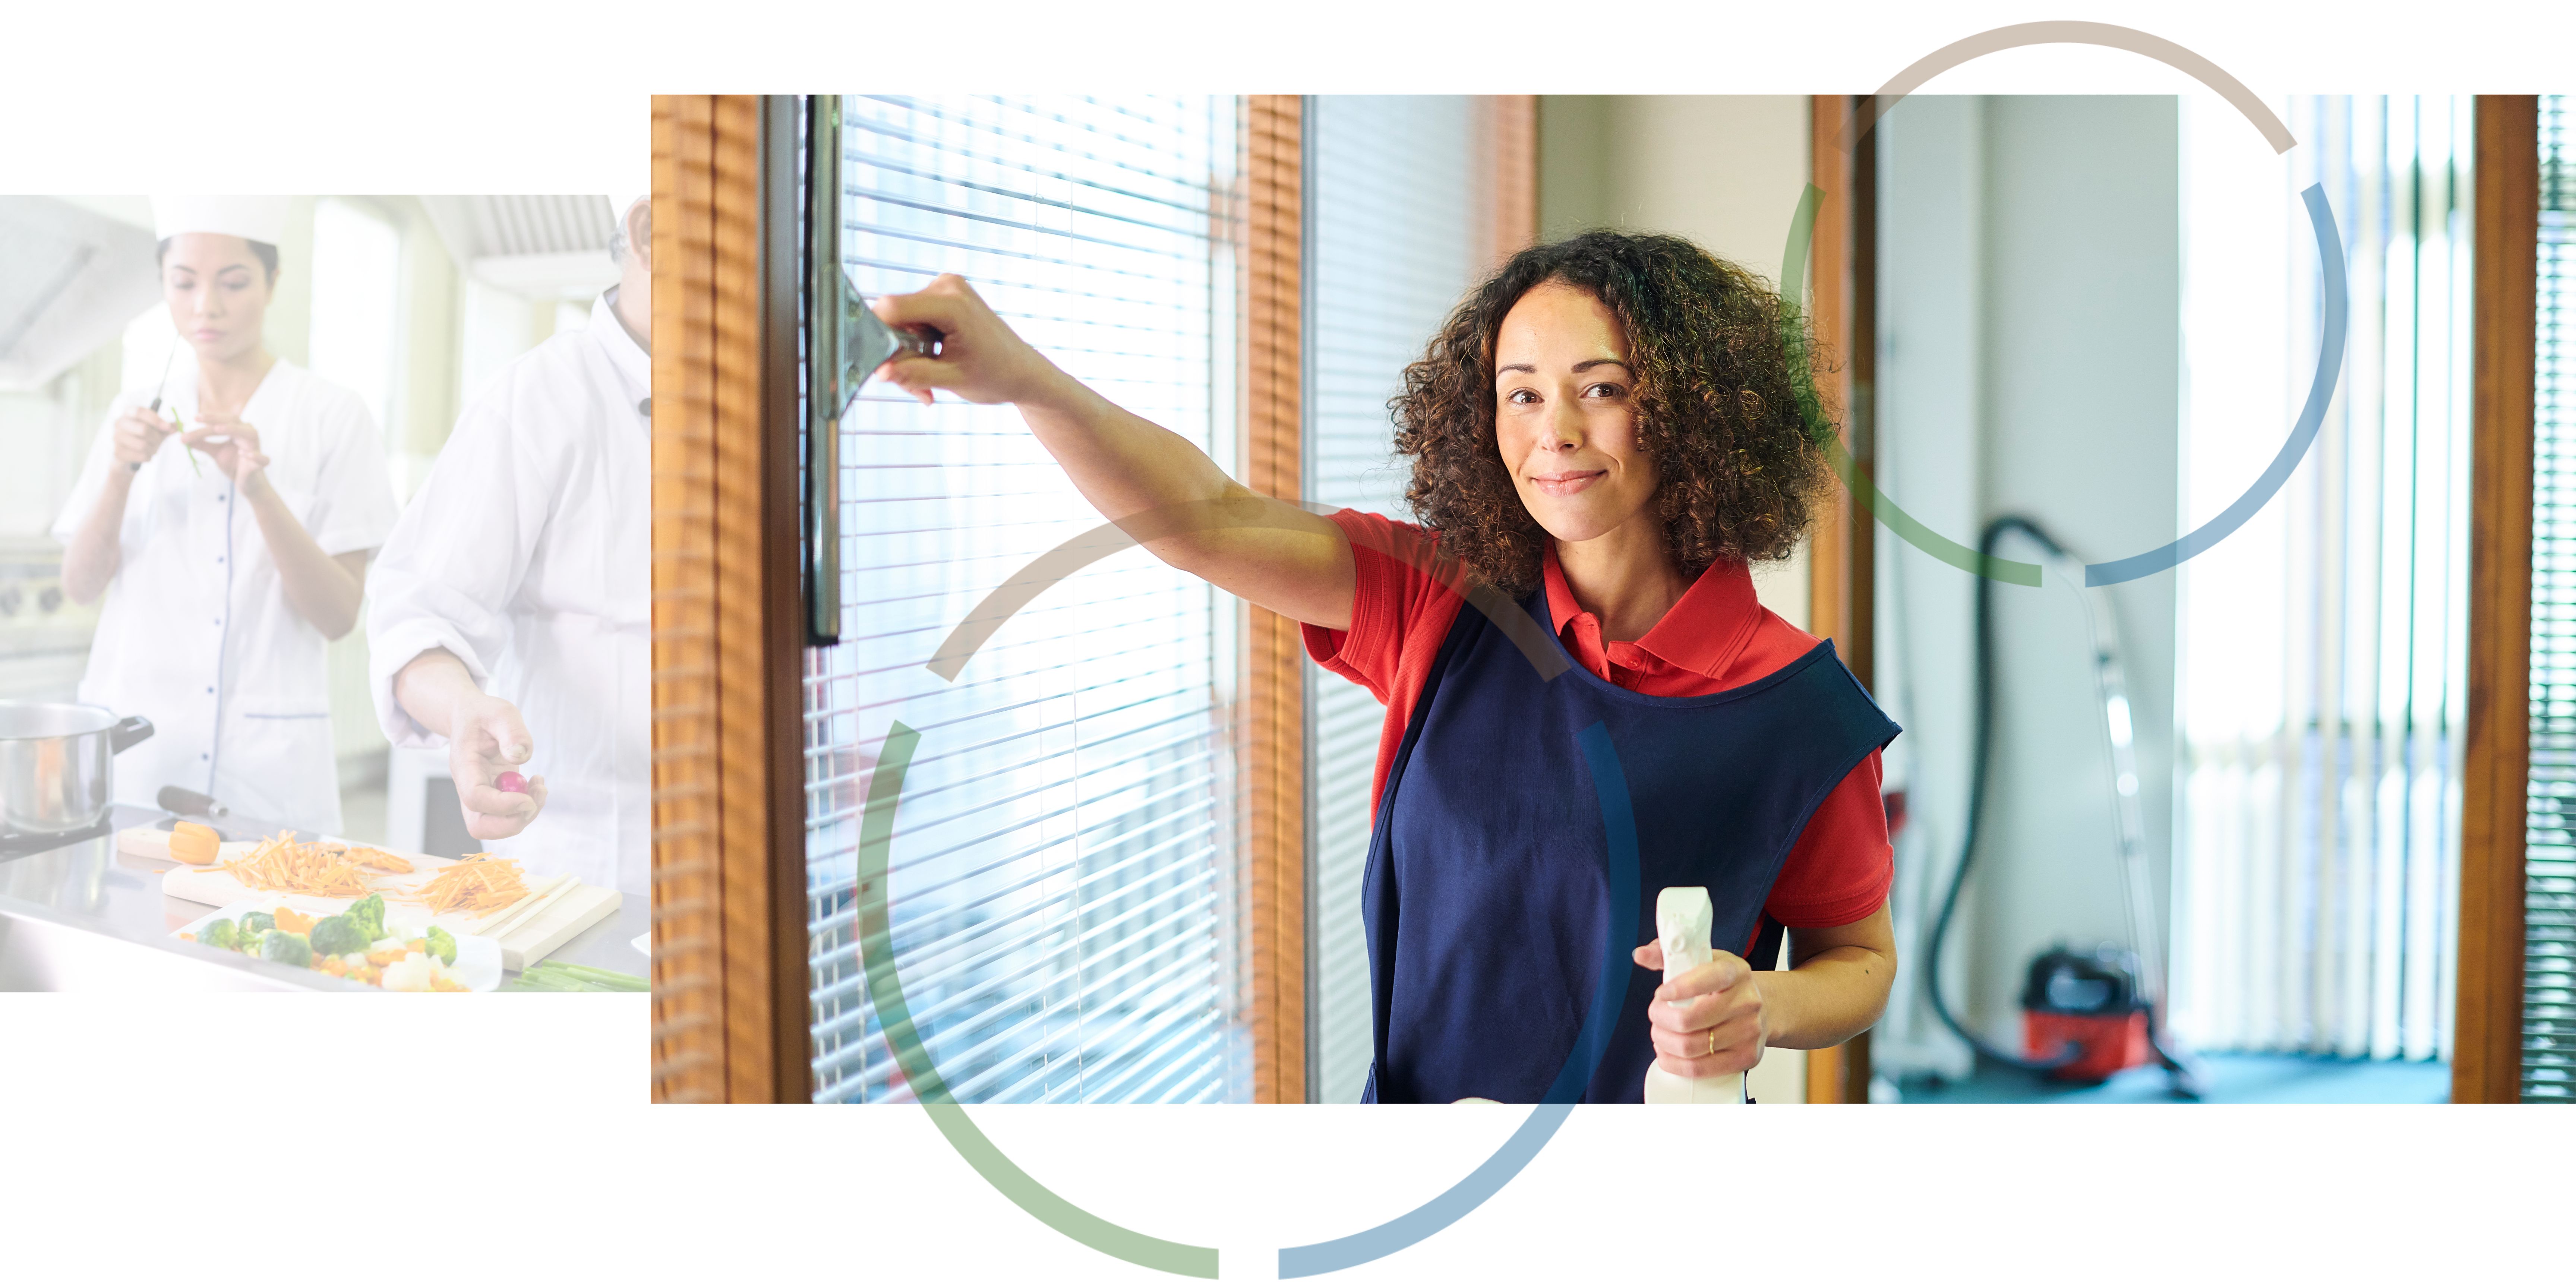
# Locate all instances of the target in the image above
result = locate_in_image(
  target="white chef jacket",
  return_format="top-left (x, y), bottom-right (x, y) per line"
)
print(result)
top-left (367, 290), bottom-right (649, 895)
top-left (51, 357), bottom-right (397, 836)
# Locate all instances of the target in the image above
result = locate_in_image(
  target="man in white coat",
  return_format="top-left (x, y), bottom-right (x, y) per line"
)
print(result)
top-left (366, 194), bottom-right (649, 894)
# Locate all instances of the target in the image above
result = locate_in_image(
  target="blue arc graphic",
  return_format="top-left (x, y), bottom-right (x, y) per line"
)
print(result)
top-left (2082, 183), bottom-right (2350, 585)
top-left (1276, 722), bottom-right (1641, 1278)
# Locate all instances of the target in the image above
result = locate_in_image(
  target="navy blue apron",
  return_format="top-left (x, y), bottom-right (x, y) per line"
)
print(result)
top-left (1360, 587), bottom-right (1898, 1104)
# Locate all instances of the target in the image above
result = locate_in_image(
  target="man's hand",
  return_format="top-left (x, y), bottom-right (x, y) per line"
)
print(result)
top-left (444, 689), bottom-right (549, 841)
top-left (1632, 940), bottom-right (1768, 1077)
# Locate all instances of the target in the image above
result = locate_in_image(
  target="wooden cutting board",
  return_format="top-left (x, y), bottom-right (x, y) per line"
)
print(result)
top-left (134, 828), bottom-right (622, 973)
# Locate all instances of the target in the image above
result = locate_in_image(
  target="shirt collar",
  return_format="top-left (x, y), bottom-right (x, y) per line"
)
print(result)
top-left (592, 288), bottom-right (651, 408)
top-left (1541, 542), bottom-right (1765, 683)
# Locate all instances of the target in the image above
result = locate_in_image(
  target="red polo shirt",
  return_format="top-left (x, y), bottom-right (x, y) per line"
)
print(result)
top-left (1301, 509), bottom-right (1892, 956)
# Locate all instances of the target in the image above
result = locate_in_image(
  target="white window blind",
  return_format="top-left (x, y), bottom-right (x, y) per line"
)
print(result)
top-left (804, 95), bottom-right (1251, 1104)
top-left (1303, 95), bottom-right (1489, 1103)
top-left (2174, 95), bottom-right (2472, 1061)
top-left (2523, 93), bottom-right (2573, 1102)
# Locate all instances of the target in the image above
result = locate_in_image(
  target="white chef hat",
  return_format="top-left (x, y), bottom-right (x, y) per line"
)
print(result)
top-left (152, 195), bottom-right (290, 245)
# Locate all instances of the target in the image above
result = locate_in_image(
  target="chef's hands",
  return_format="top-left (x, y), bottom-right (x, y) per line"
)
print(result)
top-left (181, 414), bottom-right (272, 492)
top-left (868, 275), bottom-right (1081, 411)
top-left (1632, 940), bottom-right (1768, 1077)
top-left (446, 691), bottom-right (549, 840)
top-left (113, 406), bottom-right (180, 471)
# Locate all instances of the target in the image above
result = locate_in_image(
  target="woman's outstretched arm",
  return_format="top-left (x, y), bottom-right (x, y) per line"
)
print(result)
top-left (872, 275), bottom-right (1357, 631)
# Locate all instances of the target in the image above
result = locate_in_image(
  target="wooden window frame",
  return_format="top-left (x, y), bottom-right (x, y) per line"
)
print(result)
top-left (650, 94), bottom-right (808, 1104)
top-left (2456, 94), bottom-right (2541, 1105)
top-left (1243, 94), bottom-right (1307, 1105)
top-left (1244, 95), bottom-right (1538, 1102)
top-left (1799, 94), bottom-right (1879, 1105)
top-left (648, 93), bottom-right (1541, 1105)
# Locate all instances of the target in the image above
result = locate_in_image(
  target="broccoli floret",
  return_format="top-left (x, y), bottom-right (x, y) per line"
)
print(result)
top-left (240, 910), bottom-right (275, 936)
top-left (424, 925), bottom-right (457, 967)
top-left (260, 931), bottom-right (312, 968)
top-left (198, 919), bottom-right (240, 951)
top-left (309, 914), bottom-right (370, 957)
top-left (345, 893), bottom-right (387, 944)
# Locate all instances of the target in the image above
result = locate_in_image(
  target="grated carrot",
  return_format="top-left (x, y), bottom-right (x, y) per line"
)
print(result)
top-left (401, 855), bottom-right (527, 917)
top-left (205, 832), bottom-right (376, 899)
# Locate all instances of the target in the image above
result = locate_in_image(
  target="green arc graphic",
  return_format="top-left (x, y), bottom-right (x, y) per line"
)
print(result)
top-left (1779, 183), bottom-right (2045, 587)
top-left (856, 721), bottom-right (1221, 1279)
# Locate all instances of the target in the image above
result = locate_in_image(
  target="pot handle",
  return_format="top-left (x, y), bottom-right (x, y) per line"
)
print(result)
top-left (109, 715), bottom-right (155, 754)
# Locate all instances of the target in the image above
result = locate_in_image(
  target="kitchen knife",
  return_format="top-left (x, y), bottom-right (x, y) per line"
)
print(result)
top-left (157, 785), bottom-right (230, 817)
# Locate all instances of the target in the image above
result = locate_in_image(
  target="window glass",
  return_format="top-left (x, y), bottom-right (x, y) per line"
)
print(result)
top-left (806, 95), bottom-right (1250, 1104)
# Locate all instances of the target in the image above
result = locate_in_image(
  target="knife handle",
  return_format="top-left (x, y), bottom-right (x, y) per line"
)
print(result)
top-left (156, 784), bottom-right (230, 818)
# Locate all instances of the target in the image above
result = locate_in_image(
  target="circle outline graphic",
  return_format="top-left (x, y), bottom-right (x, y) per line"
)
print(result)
top-left (857, 714), bottom-right (1642, 1280)
top-left (844, 22), bottom-right (2347, 1279)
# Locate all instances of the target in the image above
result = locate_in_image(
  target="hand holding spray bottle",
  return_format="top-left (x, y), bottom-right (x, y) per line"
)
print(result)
top-left (1642, 887), bottom-right (1748, 1104)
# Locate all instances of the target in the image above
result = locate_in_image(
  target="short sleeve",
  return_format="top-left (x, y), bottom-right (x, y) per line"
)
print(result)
top-left (1299, 509), bottom-right (1462, 704)
top-left (303, 390), bottom-right (398, 556)
top-left (1762, 749), bottom-right (1893, 929)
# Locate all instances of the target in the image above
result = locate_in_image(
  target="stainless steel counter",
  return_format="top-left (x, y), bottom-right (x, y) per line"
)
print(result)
top-left (0, 805), bottom-right (649, 992)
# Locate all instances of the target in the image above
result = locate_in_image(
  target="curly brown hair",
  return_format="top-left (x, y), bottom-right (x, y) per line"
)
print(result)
top-left (1392, 229), bottom-right (1836, 597)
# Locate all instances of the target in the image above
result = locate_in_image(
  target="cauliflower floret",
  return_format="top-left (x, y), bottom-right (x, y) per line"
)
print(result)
top-left (379, 952), bottom-right (436, 992)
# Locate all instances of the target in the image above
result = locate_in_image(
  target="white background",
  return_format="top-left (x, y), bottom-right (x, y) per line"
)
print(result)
top-left (6, 2), bottom-right (2573, 1283)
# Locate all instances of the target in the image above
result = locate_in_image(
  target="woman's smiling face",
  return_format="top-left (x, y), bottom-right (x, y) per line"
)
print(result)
top-left (1493, 279), bottom-right (1656, 545)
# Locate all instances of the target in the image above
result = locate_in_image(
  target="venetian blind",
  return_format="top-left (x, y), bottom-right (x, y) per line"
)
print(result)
top-left (804, 95), bottom-right (1252, 1104)
top-left (1303, 96), bottom-right (1487, 1102)
top-left (2523, 93), bottom-right (2573, 1101)
top-left (2173, 96), bottom-right (2472, 1061)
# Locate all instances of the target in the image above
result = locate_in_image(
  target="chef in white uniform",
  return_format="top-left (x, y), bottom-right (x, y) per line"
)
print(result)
top-left (366, 192), bottom-right (649, 895)
top-left (55, 196), bottom-right (397, 836)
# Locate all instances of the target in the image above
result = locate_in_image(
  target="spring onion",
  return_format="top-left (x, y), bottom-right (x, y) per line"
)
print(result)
top-left (174, 411), bottom-right (202, 477)
top-left (500, 962), bottom-right (649, 992)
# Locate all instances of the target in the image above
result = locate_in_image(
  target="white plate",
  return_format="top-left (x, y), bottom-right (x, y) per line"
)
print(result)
top-left (171, 900), bottom-right (503, 992)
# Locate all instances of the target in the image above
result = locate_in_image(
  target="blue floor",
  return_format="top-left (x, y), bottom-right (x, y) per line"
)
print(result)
top-left (1894, 1053), bottom-right (2452, 1104)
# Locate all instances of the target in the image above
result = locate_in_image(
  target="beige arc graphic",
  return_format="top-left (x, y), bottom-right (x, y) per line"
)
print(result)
top-left (1832, 20), bottom-right (2296, 155)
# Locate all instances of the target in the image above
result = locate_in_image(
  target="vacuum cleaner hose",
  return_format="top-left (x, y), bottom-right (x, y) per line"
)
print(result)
top-left (1921, 516), bottom-right (2081, 1074)
top-left (1922, 514), bottom-right (2204, 1094)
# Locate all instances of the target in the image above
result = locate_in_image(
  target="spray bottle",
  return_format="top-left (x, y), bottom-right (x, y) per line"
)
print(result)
top-left (1642, 886), bottom-right (1748, 1104)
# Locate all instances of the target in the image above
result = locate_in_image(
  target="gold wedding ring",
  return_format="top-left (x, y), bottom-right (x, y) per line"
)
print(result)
top-left (1705, 1030), bottom-right (1718, 1058)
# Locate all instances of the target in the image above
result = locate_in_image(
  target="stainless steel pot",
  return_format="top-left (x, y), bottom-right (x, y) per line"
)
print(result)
top-left (0, 703), bottom-right (153, 836)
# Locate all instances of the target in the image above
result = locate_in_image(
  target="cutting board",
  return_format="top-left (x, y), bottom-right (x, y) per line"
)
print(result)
top-left (133, 828), bottom-right (621, 973)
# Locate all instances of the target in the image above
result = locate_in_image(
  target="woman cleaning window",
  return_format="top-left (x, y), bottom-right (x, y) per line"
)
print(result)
top-left (871, 230), bottom-right (1899, 1104)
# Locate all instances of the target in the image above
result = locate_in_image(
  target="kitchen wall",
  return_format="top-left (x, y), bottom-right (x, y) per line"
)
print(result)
top-left (1870, 96), bottom-right (2183, 1075)
top-left (394, 196), bottom-right (464, 492)
top-left (1537, 94), bottom-right (1816, 1101)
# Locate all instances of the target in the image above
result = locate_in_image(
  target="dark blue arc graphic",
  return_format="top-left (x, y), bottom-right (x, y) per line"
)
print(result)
top-left (1276, 722), bottom-right (1641, 1278)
